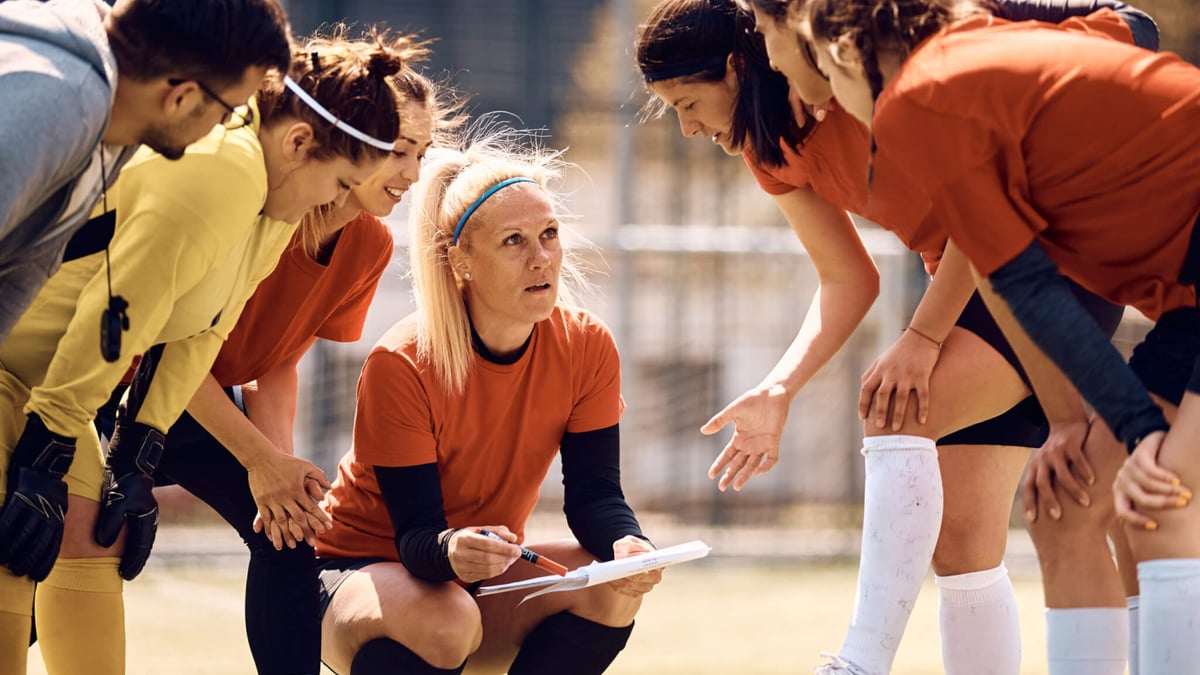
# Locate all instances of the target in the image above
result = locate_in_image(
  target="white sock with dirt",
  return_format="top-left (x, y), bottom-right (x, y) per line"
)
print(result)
top-left (836, 435), bottom-right (942, 675)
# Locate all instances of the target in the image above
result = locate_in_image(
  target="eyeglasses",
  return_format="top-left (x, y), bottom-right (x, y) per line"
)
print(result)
top-left (168, 78), bottom-right (254, 129)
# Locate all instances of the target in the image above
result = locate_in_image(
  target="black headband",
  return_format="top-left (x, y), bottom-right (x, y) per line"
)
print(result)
top-left (641, 54), bottom-right (730, 83)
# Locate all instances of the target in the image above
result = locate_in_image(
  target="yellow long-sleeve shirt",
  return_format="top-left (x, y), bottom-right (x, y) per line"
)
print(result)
top-left (0, 101), bottom-right (297, 446)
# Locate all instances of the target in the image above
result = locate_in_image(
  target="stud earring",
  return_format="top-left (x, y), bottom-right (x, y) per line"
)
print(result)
top-left (463, 272), bottom-right (472, 281)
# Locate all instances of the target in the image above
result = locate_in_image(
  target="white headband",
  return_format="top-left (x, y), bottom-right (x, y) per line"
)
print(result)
top-left (282, 75), bottom-right (396, 152)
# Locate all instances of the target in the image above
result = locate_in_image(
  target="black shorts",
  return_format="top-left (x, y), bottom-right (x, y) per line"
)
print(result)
top-left (316, 556), bottom-right (388, 618)
top-left (1129, 306), bottom-right (1200, 405)
top-left (938, 278), bottom-right (1125, 448)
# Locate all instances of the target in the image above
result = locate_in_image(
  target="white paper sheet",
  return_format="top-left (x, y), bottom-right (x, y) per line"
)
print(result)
top-left (476, 540), bottom-right (711, 602)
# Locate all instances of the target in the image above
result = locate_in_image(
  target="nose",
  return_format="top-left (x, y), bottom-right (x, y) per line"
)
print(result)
top-left (677, 114), bottom-right (702, 139)
top-left (403, 156), bottom-right (421, 184)
top-left (530, 240), bottom-right (552, 269)
top-left (332, 187), bottom-right (351, 208)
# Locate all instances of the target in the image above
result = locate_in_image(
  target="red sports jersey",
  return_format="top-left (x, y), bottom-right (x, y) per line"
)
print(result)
top-left (211, 212), bottom-right (393, 386)
top-left (316, 306), bottom-right (624, 561)
top-left (874, 16), bottom-right (1200, 319)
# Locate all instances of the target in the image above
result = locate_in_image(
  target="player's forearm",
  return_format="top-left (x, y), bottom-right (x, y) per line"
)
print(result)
top-left (187, 371), bottom-right (283, 470)
top-left (907, 240), bottom-right (974, 343)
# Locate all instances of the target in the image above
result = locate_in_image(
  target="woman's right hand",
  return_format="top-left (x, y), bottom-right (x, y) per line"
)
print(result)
top-left (859, 328), bottom-right (941, 431)
top-left (247, 451), bottom-right (331, 550)
top-left (702, 385), bottom-right (791, 492)
top-left (446, 526), bottom-right (520, 582)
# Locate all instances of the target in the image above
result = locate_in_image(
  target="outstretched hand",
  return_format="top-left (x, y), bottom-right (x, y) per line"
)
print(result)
top-left (702, 385), bottom-right (790, 492)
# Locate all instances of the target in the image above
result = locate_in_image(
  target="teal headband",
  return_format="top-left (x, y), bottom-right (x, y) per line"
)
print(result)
top-left (451, 177), bottom-right (539, 245)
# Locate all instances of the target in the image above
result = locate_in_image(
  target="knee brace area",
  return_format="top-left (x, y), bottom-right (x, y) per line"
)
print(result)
top-left (40, 557), bottom-right (122, 593)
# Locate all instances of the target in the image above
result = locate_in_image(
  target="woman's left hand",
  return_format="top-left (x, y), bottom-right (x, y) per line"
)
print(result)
top-left (1114, 431), bottom-right (1190, 530)
top-left (607, 535), bottom-right (662, 598)
top-left (859, 328), bottom-right (941, 431)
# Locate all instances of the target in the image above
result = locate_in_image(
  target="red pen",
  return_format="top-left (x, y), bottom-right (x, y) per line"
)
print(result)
top-left (478, 529), bottom-right (569, 576)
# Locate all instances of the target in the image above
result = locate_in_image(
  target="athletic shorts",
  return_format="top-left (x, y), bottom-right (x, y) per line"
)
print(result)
top-left (938, 278), bottom-right (1125, 448)
top-left (316, 556), bottom-right (388, 618)
top-left (1129, 306), bottom-right (1200, 406)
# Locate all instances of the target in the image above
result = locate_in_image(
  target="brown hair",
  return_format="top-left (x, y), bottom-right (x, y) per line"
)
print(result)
top-left (256, 28), bottom-right (408, 168)
top-left (107, 0), bottom-right (292, 88)
top-left (635, 0), bottom-right (810, 167)
top-left (294, 31), bottom-right (468, 258)
top-left (803, 0), bottom-right (990, 109)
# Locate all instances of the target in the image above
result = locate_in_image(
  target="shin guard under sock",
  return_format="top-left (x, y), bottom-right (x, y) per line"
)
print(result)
top-left (507, 611), bottom-right (634, 675)
top-left (350, 638), bottom-right (465, 675)
top-left (35, 557), bottom-right (124, 675)
top-left (1139, 559), bottom-right (1200, 675)
top-left (1045, 607), bottom-right (1127, 675)
top-left (837, 435), bottom-right (942, 675)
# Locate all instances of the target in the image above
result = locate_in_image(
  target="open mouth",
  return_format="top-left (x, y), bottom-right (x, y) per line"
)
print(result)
top-left (525, 283), bottom-right (552, 292)
top-left (384, 186), bottom-right (407, 200)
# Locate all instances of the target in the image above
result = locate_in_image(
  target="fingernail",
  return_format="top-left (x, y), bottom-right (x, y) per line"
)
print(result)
top-left (1178, 496), bottom-right (1190, 508)
top-left (1087, 476), bottom-right (1095, 486)
top-left (1182, 489), bottom-right (1193, 501)
top-left (1050, 507), bottom-right (1061, 520)
top-left (1172, 478), bottom-right (1182, 487)
top-left (1146, 521), bottom-right (1158, 531)
top-left (1081, 495), bottom-right (1090, 507)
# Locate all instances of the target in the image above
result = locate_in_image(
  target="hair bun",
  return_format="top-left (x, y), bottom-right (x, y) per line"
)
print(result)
top-left (366, 49), bottom-right (406, 80)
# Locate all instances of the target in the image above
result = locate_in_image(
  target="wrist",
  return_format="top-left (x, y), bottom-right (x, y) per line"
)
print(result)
top-left (903, 325), bottom-right (944, 349)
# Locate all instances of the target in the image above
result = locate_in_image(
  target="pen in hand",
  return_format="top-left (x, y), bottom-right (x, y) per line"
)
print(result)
top-left (478, 529), bottom-right (569, 576)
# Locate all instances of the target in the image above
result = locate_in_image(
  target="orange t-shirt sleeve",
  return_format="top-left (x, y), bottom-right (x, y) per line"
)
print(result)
top-left (353, 348), bottom-right (438, 468)
top-left (742, 148), bottom-right (797, 196)
top-left (317, 224), bottom-right (394, 343)
top-left (564, 315), bottom-right (624, 434)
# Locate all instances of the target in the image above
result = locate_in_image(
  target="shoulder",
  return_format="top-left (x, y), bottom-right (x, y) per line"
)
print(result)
top-left (342, 212), bottom-right (396, 267)
top-left (372, 313), bottom-right (421, 362)
top-left (549, 306), bottom-right (619, 366)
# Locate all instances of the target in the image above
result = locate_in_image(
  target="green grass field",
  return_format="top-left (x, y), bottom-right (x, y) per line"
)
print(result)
top-left (27, 556), bottom-right (1059, 675)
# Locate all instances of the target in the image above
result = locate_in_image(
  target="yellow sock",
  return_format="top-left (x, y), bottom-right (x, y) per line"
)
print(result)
top-left (0, 569), bottom-right (35, 675)
top-left (35, 557), bottom-right (124, 675)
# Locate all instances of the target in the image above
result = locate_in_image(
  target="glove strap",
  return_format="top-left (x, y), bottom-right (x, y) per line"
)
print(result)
top-left (12, 414), bottom-right (76, 479)
top-left (132, 427), bottom-right (165, 475)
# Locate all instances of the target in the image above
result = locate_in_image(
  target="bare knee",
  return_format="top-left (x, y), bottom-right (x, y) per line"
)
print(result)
top-left (567, 583), bottom-right (641, 628)
top-left (389, 585), bottom-right (481, 668)
top-left (933, 514), bottom-right (1007, 576)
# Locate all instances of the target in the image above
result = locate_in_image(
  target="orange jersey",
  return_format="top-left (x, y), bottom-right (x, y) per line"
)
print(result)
top-left (316, 306), bottom-right (624, 561)
top-left (874, 16), bottom-right (1200, 319)
top-left (210, 212), bottom-right (393, 386)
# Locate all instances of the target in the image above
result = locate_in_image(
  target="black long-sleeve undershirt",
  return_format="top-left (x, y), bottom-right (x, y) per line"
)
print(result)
top-left (987, 241), bottom-right (1170, 451)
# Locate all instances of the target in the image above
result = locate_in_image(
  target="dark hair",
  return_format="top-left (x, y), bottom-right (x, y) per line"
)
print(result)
top-left (804, 0), bottom-right (989, 111)
top-left (107, 0), bottom-right (292, 88)
top-left (803, 0), bottom-right (988, 179)
top-left (635, 0), bottom-right (809, 167)
top-left (256, 28), bottom-right (410, 165)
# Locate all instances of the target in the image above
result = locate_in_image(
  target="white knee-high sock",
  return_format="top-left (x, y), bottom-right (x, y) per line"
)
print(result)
top-left (837, 435), bottom-right (942, 675)
top-left (936, 564), bottom-right (1021, 675)
top-left (1139, 559), bottom-right (1200, 675)
top-left (1045, 607), bottom-right (1127, 675)
top-left (1127, 595), bottom-right (1139, 675)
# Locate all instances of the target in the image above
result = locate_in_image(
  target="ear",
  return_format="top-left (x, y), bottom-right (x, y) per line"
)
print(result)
top-left (161, 79), bottom-right (198, 117)
top-left (279, 122), bottom-right (317, 163)
top-left (723, 52), bottom-right (740, 89)
top-left (828, 34), bottom-right (863, 72)
top-left (447, 244), bottom-right (469, 279)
